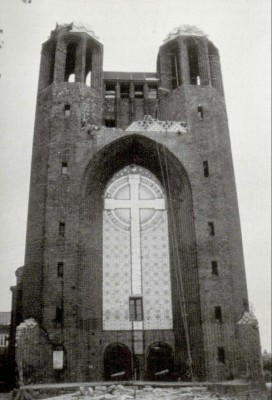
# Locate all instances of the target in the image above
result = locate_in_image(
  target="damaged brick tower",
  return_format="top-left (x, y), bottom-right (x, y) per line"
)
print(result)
top-left (10, 23), bottom-right (263, 383)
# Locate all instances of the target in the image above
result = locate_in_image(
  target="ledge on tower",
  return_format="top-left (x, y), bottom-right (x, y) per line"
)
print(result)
top-left (50, 22), bottom-right (99, 40)
top-left (163, 25), bottom-right (207, 43)
top-left (126, 115), bottom-right (187, 134)
top-left (237, 310), bottom-right (259, 328)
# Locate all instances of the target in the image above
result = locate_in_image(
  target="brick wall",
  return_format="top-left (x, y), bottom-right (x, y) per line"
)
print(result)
top-left (15, 26), bottom-right (262, 383)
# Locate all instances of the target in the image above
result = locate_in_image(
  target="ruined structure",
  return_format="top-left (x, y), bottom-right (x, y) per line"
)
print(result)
top-left (10, 23), bottom-right (263, 383)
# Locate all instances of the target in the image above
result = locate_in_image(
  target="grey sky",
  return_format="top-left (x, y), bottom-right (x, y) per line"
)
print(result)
top-left (0, 0), bottom-right (270, 351)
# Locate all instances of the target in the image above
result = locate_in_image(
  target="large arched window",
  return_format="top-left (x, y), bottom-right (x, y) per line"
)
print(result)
top-left (187, 40), bottom-right (200, 85)
top-left (208, 42), bottom-right (224, 94)
top-left (169, 42), bottom-right (181, 89)
top-left (85, 39), bottom-right (93, 87)
top-left (102, 164), bottom-right (173, 332)
top-left (64, 41), bottom-right (78, 82)
top-left (40, 40), bottom-right (57, 89)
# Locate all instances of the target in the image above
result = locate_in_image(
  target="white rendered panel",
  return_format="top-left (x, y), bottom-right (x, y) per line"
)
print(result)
top-left (103, 216), bottom-right (131, 330)
top-left (141, 212), bottom-right (173, 330)
top-left (103, 166), bottom-right (172, 331)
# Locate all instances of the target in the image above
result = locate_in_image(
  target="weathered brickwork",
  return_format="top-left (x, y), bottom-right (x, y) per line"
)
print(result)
top-left (11, 23), bottom-right (263, 384)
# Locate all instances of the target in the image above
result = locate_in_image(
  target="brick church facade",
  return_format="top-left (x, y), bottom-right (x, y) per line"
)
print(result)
top-left (10, 23), bottom-right (263, 383)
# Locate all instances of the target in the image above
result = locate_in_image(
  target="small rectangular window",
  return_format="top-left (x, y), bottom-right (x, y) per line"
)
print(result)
top-left (218, 347), bottom-right (225, 364)
top-left (58, 262), bottom-right (63, 277)
top-left (198, 106), bottom-right (203, 119)
top-left (211, 261), bottom-right (218, 276)
top-left (120, 83), bottom-right (130, 99)
top-left (55, 307), bottom-right (63, 324)
top-left (62, 162), bottom-right (68, 175)
top-left (203, 161), bottom-right (209, 177)
top-left (105, 119), bottom-right (116, 128)
top-left (64, 104), bottom-right (70, 117)
top-left (215, 306), bottom-right (222, 323)
top-left (129, 297), bottom-right (143, 321)
top-left (59, 222), bottom-right (65, 237)
top-left (105, 82), bottom-right (116, 99)
top-left (134, 84), bottom-right (144, 99)
top-left (208, 222), bottom-right (215, 236)
top-left (0, 335), bottom-right (8, 347)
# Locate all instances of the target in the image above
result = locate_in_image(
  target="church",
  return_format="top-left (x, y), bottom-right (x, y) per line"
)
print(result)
top-left (10, 23), bottom-right (263, 383)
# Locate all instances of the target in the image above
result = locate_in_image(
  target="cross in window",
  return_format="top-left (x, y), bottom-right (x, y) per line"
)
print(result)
top-left (104, 174), bottom-right (165, 295)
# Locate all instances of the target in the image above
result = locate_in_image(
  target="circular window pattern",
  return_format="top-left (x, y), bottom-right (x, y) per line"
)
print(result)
top-left (104, 165), bottom-right (166, 232)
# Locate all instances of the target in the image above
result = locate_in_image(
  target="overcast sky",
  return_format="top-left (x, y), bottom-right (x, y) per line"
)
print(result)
top-left (0, 0), bottom-right (270, 351)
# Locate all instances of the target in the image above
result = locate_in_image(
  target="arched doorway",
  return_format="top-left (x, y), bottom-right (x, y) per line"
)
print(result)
top-left (104, 343), bottom-right (132, 380)
top-left (147, 342), bottom-right (174, 381)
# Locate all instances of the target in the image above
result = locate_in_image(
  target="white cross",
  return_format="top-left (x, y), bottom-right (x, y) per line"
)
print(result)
top-left (105, 174), bottom-right (165, 295)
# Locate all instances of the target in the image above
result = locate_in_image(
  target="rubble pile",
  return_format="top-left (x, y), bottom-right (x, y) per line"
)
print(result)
top-left (42, 384), bottom-right (269, 400)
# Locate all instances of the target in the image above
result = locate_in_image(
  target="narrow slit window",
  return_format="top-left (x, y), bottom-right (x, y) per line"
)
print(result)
top-left (198, 106), bottom-right (203, 120)
top-left (58, 262), bottom-right (63, 278)
top-left (170, 53), bottom-right (179, 89)
top-left (61, 162), bottom-right (68, 175)
top-left (64, 104), bottom-right (70, 117)
top-left (203, 161), bottom-right (209, 177)
top-left (218, 347), bottom-right (225, 364)
top-left (55, 307), bottom-right (63, 324)
top-left (208, 222), bottom-right (215, 236)
top-left (215, 306), bottom-right (222, 323)
top-left (211, 261), bottom-right (218, 276)
top-left (59, 222), bottom-right (65, 237)
top-left (129, 297), bottom-right (143, 321)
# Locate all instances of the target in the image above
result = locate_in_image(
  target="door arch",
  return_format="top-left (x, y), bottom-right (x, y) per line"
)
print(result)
top-left (104, 343), bottom-right (132, 380)
top-left (147, 342), bottom-right (174, 381)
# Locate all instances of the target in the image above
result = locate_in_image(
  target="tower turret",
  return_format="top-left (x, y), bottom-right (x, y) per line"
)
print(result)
top-left (157, 25), bottom-right (223, 94)
top-left (22, 23), bottom-right (103, 324)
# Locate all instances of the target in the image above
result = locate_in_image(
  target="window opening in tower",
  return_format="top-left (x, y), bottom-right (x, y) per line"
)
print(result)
top-left (48, 45), bottom-right (56, 86)
top-left (85, 43), bottom-right (92, 87)
top-left (170, 54), bottom-right (179, 89)
top-left (187, 43), bottom-right (200, 85)
top-left (85, 71), bottom-right (92, 87)
top-left (65, 42), bottom-right (77, 82)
